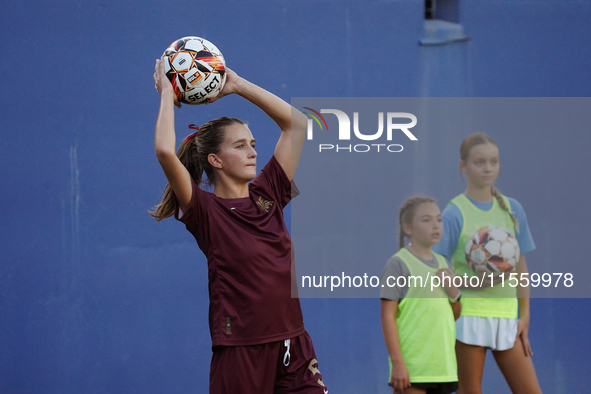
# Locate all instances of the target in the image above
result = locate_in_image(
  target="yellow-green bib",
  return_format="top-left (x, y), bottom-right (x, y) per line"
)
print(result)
top-left (389, 248), bottom-right (458, 383)
top-left (450, 193), bottom-right (518, 319)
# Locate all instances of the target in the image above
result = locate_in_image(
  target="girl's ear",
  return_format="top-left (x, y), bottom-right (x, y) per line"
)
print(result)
top-left (402, 222), bottom-right (412, 238)
top-left (458, 159), bottom-right (466, 173)
top-left (208, 153), bottom-right (222, 169)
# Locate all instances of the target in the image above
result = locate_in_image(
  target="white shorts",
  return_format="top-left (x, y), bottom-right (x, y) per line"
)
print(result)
top-left (455, 315), bottom-right (518, 351)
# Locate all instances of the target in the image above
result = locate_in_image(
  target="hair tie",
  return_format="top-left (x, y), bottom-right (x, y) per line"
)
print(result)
top-left (183, 124), bottom-right (200, 145)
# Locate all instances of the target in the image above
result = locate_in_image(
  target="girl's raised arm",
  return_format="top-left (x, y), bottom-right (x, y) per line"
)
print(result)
top-left (209, 68), bottom-right (307, 180)
top-left (153, 59), bottom-right (192, 213)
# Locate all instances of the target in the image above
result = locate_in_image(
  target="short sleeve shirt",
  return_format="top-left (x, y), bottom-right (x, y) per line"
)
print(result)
top-left (175, 156), bottom-right (305, 347)
top-left (380, 249), bottom-right (449, 302)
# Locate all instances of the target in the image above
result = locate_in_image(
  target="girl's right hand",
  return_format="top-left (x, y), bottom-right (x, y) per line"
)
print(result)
top-left (153, 58), bottom-right (181, 108)
top-left (204, 66), bottom-right (241, 104)
top-left (389, 361), bottom-right (411, 393)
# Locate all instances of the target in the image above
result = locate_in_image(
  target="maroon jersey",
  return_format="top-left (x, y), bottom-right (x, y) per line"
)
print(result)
top-left (175, 156), bottom-right (305, 347)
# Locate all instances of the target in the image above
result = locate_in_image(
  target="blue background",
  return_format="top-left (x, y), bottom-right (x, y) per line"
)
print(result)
top-left (1, 1), bottom-right (590, 393)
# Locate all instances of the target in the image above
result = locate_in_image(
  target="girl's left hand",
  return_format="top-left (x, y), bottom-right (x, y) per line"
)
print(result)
top-left (205, 66), bottom-right (241, 104)
top-left (436, 268), bottom-right (461, 299)
top-left (516, 315), bottom-right (534, 357)
top-left (436, 268), bottom-right (455, 282)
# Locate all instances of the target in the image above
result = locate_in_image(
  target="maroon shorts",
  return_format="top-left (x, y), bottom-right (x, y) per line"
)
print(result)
top-left (209, 330), bottom-right (328, 394)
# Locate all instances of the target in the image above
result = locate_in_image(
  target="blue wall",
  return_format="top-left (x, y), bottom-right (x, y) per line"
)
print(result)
top-left (1, 1), bottom-right (590, 393)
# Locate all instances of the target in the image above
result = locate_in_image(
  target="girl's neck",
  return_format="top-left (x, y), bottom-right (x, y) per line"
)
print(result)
top-left (406, 242), bottom-right (434, 261)
top-left (464, 184), bottom-right (493, 203)
top-left (213, 181), bottom-right (250, 199)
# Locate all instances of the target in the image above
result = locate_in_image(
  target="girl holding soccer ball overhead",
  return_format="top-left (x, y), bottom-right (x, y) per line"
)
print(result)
top-left (433, 133), bottom-right (542, 393)
top-left (151, 58), bottom-right (327, 393)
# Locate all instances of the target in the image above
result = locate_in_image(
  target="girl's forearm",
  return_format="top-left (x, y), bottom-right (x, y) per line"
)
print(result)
top-left (516, 255), bottom-right (531, 318)
top-left (381, 314), bottom-right (404, 364)
top-left (233, 77), bottom-right (307, 133)
top-left (154, 90), bottom-right (177, 158)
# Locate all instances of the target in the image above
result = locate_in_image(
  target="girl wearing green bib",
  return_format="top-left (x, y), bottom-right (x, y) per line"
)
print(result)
top-left (433, 133), bottom-right (542, 393)
top-left (381, 197), bottom-right (461, 394)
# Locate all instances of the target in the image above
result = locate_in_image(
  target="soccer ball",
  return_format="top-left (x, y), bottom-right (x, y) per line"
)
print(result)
top-left (161, 36), bottom-right (226, 105)
top-left (464, 225), bottom-right (520, 275)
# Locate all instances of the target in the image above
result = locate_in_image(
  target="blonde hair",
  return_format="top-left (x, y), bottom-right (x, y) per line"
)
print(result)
top-left (460, 132), bottom-right (519, 232)
top-left (398, 196), bottom-right (438, 249)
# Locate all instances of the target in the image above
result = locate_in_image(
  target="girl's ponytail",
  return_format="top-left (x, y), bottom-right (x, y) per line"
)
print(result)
top-left (491, 185), bottom-right (520, 233)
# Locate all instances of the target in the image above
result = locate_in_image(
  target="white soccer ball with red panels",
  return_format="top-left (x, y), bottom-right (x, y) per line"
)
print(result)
top-left (464, 225), bottom-right (520, 275)
top-left (162, 36), bottom-right (226, 105)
